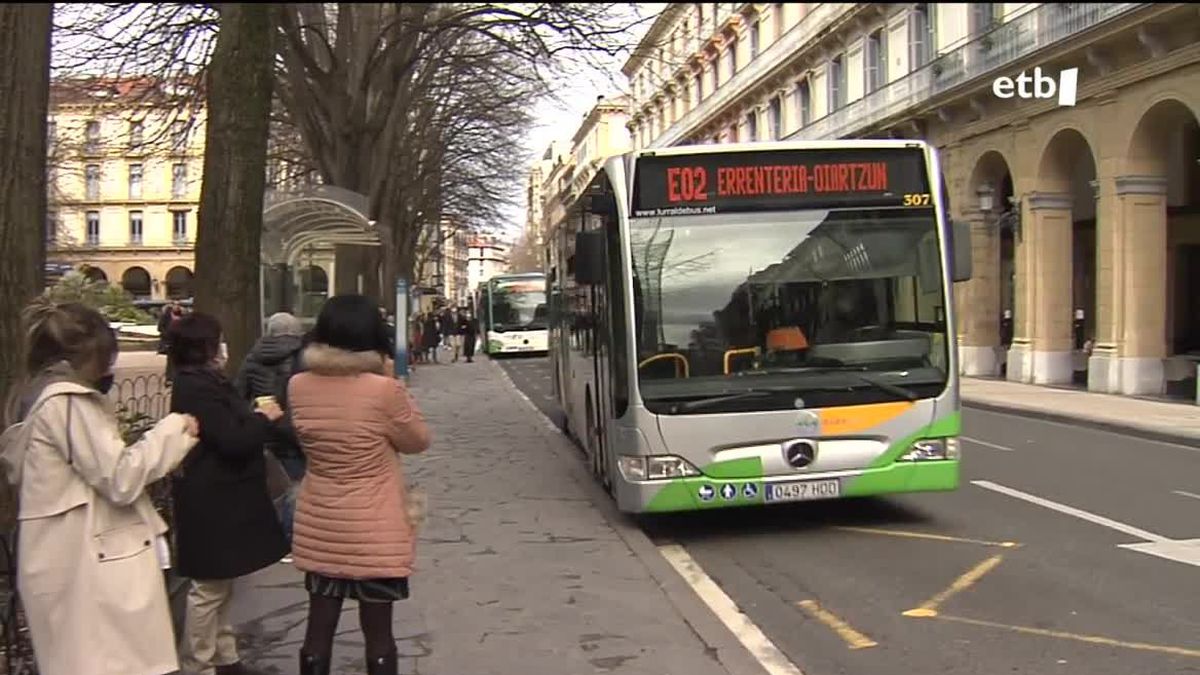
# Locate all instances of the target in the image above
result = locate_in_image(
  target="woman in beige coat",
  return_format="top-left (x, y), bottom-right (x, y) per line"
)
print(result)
top-left (287, 294), bottom-right (431, 675)
top-left (1, 301), bottom-right (200, 675)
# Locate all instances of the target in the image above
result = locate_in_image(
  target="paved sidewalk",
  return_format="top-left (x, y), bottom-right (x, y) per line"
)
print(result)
top-left (962, 377), bottom-right (1200, 445)
top-left (226, 360), bottom-right (746, 675)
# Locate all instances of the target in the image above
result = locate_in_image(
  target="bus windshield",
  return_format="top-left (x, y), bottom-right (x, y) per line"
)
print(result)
top-left (629, 207), bottom-right (949, 413)
top-left (489, 279), bottom-right (548, 332)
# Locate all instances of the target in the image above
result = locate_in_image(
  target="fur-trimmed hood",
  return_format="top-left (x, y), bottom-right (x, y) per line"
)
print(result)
top-left (301, 343), bottom-right (387, 376)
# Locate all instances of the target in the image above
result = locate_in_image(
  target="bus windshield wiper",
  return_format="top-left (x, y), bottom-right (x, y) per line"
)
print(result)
top-left (666, 388), bottom-right (792, 414)
top-left (785, 366), bottom-right (918, 401)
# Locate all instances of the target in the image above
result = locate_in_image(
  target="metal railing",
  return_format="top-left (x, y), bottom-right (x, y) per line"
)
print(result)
top-left (1, 373), bottom-right (173, 675)
top-left (786, 2), bottom-right (1145, 141)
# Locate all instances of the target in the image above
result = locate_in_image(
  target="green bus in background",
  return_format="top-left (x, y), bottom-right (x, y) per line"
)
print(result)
top-left (475, 272), bottom-right (549, 356)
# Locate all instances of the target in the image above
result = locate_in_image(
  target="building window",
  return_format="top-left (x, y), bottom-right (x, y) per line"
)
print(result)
top-left (46, 211), bottom-right (58, 244)
top-left (795, 78), bottom-right (812, 127)
top-left (85, 120), bottom-right (100, 154)
top-left (829, 54), bottom-right (845, 110)
top-left (85, 164), bottom-right (101, 200)
top-left (746, 110), bottom-right (758, 141)
top-left (171, 120), bottom-right (188, 152)
top-left (866, 29), bottom-right (886, 93)
top-left (86, 211), bottom-right (100, 246)
top-left (128, 163), bottom-right (143, 200)
top-left (47, 120), bottom-right (56, 149)
top-left (971, 3), bottom-right (999, 35)
top-left (768, 96), bottom-right (783, 140)
top-left (910, 4), bottom-right (934, 69)
top-left (726, 35), bottom-right (738, 76)
top-left (750, 19), bottom-right (760, 58)
top-left (694, 72), bottom-right (704, 103)
top-left (129, 211), bottom-right (143, 246)
top-left (774, 3), bottom-right (785, 38)
top-left (728, 123), bottom-right (739, 143)
top-left (172, 162), bottom-right (187, 198)
top-left (173, 210), bottom-right (188, 244)
top-left (129, 120), bottom-right (144, 149)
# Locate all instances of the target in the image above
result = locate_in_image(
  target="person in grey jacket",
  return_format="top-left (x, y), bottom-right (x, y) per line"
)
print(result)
top-left (234, 312), bottom-right (305, 480)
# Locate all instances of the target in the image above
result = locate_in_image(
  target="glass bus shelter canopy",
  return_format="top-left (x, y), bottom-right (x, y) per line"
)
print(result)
top-left (261, 185), bottom-right (382, 326)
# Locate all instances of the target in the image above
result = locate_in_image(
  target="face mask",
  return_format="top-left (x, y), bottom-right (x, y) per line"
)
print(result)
top-left (96, 374), bottom-right (115, 395)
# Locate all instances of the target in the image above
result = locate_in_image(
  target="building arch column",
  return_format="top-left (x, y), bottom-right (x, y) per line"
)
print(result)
top-left (1007, 191), bottom-right (1075, 384)
top-left (1088, 175), bottom-right (1170, 395)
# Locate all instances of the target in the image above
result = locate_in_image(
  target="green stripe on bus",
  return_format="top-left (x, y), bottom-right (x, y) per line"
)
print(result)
top-left (643, 413), bottom-right (962, 512)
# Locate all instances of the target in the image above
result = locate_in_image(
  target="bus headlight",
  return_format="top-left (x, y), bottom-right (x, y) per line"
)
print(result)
top-left (618, 455), bottom-right (702, 481)
top-left (899, 438), bottom-right (959, 462)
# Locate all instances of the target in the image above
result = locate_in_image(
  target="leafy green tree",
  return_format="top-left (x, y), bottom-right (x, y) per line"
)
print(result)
top-left (44, 272), bottom-right (154, 324)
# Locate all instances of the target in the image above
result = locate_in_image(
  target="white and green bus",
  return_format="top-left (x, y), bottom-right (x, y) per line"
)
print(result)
top-left (546, 140), bottom-right (973, 514)
top-left (476, 272), bottom-right (549, 356)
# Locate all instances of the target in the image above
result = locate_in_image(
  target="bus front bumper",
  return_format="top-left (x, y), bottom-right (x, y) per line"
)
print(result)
top-left (614, 460), bottom-right (959, 514)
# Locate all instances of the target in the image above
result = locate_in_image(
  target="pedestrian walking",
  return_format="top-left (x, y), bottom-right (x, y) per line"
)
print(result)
top-left (422, 312), bottom-right (440, 363)
top-left (460, 308), bottom-right (480, 363)
top-left (233, 312), bottom-right (307, 561)
top-left (168, 313), bottom-right (288, 675)
top-left (287, 294), bottom-right (431, 675)
top-left (1, 299), bottom-right (200, 675)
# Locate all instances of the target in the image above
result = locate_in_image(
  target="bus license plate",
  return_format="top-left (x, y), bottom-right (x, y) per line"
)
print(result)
top-left (764, 479), bottom-right (841, 503)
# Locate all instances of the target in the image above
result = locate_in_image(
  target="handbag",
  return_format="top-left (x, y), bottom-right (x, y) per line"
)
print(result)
top-left (263, 450), bottom-right (292, 503)
top-left (405, 483), bottom-right (427, 530)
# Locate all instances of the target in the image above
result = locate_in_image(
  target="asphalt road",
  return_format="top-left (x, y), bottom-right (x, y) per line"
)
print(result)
top-left (497, 354), bottom-right (1200, 675)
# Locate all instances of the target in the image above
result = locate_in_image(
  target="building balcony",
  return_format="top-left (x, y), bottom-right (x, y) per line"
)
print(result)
top-left (652, 3), bottom-right (860, 148)
top-left (786, 3), bottom-right (1146, 142)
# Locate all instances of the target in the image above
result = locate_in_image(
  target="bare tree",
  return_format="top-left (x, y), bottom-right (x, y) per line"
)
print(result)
top-left (275, 3), bottom-right (650, 308)
top-left (193, 3), bottom-right (277, 372)
top-left (0, 4), bottom-right (53, 413)
top-left (507, 231), bottom-right (543, 274)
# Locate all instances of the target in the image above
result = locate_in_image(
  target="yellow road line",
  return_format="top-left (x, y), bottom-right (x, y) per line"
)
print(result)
top-left (930, 614), bottom-right (1200, 659)
top-left (796, 600), bottom-right (879, 650)
top-left (903, 554), bottom-right (1005, 618)
top-left (833, 526), bottom-right (1020, 549)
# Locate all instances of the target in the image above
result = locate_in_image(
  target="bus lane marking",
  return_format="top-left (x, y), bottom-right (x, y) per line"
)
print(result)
top-left (926, 614), bottom-right (1200, 659)
top-left (902, 554), bottom-right (1005, 618)
top-left (795, 600), bottom-right (878, 650)
top-left (961, 436), bottom-right (1015, 452)
top-left (833, 526), bottom-right (1020, 549)
top-left (658, 544), bottom-right (807, 675)
top-left (1172, 490), bottom-right (1200, 502)
top-left (973, 480), bottom-right (1200, 569)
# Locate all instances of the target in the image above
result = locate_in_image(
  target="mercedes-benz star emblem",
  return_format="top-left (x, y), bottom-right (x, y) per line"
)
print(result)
top-left (783, 441), bottom-right (816, 469)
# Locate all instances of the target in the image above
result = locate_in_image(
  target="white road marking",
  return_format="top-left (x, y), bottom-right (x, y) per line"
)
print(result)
top-left (494, 363), bottom-right (560, 434)
top-left (971, 480), bottom-right (1169, 543)
top-left (658, 544), bottom-right (806, 675)
top-left (961, 436), bottom-right (1015, 452)
top-left (1172, 490), bottom-right (1200, 502)
top-left (973, 480), bottom-right (1200, 569)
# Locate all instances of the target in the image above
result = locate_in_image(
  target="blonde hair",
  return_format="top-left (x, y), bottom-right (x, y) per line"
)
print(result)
top-left (21, 297), bottom-right (116, 381)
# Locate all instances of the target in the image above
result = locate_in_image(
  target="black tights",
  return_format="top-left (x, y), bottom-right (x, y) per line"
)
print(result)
top-left (302, 594), bottom-right (396, 660)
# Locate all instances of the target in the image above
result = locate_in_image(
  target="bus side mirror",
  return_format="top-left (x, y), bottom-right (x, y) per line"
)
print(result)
top-left (952, 221), bottom-right (973, 283)
top-left (574, 230), bottom-right (606, 285)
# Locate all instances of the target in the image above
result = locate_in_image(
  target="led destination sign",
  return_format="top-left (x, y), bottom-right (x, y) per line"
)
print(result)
top-left (631, 147), bottom-right (932, 217)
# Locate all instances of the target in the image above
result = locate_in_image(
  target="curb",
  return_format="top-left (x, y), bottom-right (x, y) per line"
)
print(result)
top-left (490, 360), bottom-right (777, 675)
top-left (963, 399), bottom-right (1200, 447)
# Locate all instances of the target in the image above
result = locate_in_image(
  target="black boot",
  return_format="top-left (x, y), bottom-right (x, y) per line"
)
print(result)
top-left (366, 649), bottom-right (398, 675)
top-left (299, 651), bottom-right (331, 675)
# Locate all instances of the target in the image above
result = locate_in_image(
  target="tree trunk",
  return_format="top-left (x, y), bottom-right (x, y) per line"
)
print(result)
top-left (0, 4), bottom-right (52, 412)
top-left (194, 3), bottom-right (277, 374)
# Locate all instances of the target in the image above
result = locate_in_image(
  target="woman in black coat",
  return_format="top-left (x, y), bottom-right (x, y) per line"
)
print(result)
top-left (169, 312), bottom-right (287, 675)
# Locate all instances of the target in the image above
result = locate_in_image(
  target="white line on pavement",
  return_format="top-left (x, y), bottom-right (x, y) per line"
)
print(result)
top-left (658, 544), bottom-right (806, 675)
top-left (972, 481), bottom-right (1200, 569)
top-left (971, 480), bottom-right (1169, 543)
top-left (961, 436), bottom-right (1015, 452)
top-left (1172, 490), bottom-right (1200, 502)
top-left (494, 362), bottom-right (561, 435)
